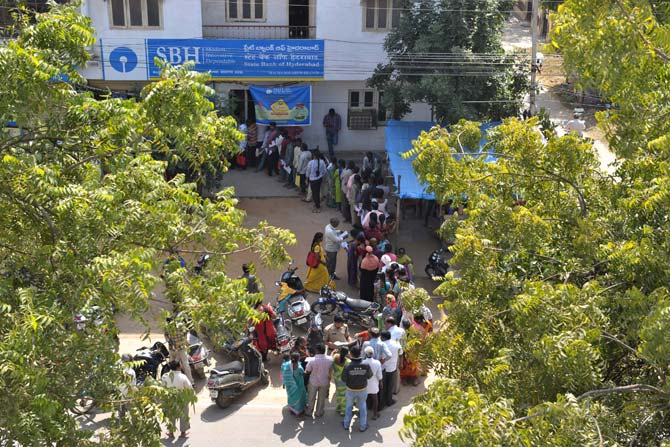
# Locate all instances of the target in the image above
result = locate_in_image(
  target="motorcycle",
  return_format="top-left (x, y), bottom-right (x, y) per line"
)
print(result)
top-left (425, 247), bottom-right (449, 279)
top-left (312, 284), bottom-right (380, 329)
top-left (187, 331), bottom-right (210, 379)
top-left (275, 263), bottom-right (311, 330)
top-left (269, 310), bottom-right (293, 357)
top-left (207, 336), bottom-right (269, 409)
top-left (133, 341), bottom-right (170, 384)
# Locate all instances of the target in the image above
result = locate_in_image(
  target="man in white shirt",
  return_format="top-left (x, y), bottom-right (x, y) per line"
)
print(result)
top-left (162, 361), bottom-right (193, 439)
top-left (362, 346), bottom-right (383, 421)
top-left (385, 317), bottom-right (405, 342)
top-left (384, 317), bottom-right (405, 395)
top-left (324, 218), bottom-right (347, 280)
top-left (380, 330), bottom-right (402, 408)
top-left (306, 151), bottom-right (327, 212)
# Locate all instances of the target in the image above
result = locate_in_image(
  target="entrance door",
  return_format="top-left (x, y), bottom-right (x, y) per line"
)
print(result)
top-left (289, 0), bottom-right (310, 39)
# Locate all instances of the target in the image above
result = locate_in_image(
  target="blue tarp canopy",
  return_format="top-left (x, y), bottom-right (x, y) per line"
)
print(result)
top-left (385, 119), bottom-right (501, 200)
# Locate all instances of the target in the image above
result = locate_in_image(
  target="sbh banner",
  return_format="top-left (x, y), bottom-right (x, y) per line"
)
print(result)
top-left (146, 39), bottom-right (324, 81)
top-left (249, 86), bottom-right (311, 126)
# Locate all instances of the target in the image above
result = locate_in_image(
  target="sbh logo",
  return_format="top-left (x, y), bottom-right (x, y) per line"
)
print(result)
top-left (109, 47), bottom-right (138, 73)
top-left (154, 47), bottom-right (201, 65)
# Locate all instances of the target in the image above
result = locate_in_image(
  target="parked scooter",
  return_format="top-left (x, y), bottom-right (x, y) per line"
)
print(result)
top-left (187, 331), bottom-right (210, 379)
top-left (312, 284), bottom-right (380, 329)
top-left (275, 263), bottom-right (311, 330)
top-left (133, 341), bottom-right (170, 384)
top-left (425, 247), bottom-right (449, 279)
top-left (207, 337), bottom-right (269, 409)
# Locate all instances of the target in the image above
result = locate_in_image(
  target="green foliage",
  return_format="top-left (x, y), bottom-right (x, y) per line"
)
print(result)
top-left (0, 4), bottom-right (294, 445)
top-left (401, 111), bottom-right (670, 445)
top-left (369, 0), bottom-right (529, 123)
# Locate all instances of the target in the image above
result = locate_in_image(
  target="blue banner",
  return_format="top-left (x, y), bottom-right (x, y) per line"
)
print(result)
top-left (146, 39), bottom-right (324, 80)
top-left (249, 85), bottom-right (311, 126)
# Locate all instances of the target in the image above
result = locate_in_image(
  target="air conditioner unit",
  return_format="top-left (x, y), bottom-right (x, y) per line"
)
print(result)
top-left (347, 109), bottom-right (377, 130)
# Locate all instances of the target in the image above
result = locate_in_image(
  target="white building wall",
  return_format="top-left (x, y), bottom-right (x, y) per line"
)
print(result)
top-left (316, 0), bottom-right (387, 81)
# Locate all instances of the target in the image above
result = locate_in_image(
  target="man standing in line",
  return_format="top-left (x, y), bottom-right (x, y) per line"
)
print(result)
top-left (322, 108), bottom-right (341, 159)
top-left (162, 360), bottom-right (194, 439)
top-left (342, 345), bottom-right (372, 432)
top-left (384, 316), bottom-right (405, 395)
top-left (297, 145), bottom-right (312, 197)
top-left (305, 343), bottom-right (333, 418)
top-left (324, 218), bottom-right (347, 280)
top-left (362, 327), bottom-right (391, 410)
top-left (362, 345), bottom-right (383, 421)
top-left (306, 150), bottom-right (327, 213)
top-left (380, 330), bottom-right (402, 408)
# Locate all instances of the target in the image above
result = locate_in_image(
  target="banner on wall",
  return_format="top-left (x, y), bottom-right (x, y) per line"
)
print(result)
top-left (146, 39), bottom-right (324, 81)
top-left (249, 85), bottom-right (312, 126)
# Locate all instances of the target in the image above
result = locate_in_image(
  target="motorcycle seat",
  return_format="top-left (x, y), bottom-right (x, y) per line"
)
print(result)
top-left (344, 297), bottom-right (373, 311)
top-left (211, 361), bottom-right (244, 374)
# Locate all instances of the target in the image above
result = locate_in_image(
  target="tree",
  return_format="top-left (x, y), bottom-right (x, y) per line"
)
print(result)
top-left (369, 0), bottom-right (529, 124)
top-left (0, 3), bottom-right (294, 446)
top-left (399, 1), bottom-right (670, 443)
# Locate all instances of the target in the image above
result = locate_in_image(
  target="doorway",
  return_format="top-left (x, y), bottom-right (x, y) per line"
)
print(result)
top-left (289, 0), bottom-right (310, 39)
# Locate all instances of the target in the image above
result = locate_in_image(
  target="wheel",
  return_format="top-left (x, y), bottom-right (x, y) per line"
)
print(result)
top-left (313, 302), bottom-right (336, 315)
top-left (425, 266), bottom-right (437, 279)
top-left (71, 396), bottom-right (96, 415)
top-left (215, 392), bottom-right (233, 409)
top-left (260, 369), bottom-right (270, 385)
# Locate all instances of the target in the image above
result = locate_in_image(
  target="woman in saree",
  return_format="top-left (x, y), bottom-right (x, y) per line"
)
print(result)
top-left (304, 232), bottom-right (329, 292)
top-left (331, 346), bottom-right (350, 416)
top-left (281, 352), bottom-right (308, 417)
top-left (400, 315), bottom-right (430, 386)
top-left (359, 246), bottom-right (379, 301)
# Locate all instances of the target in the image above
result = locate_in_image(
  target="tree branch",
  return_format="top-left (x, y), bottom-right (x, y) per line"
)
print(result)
top-left (576, 384), bottom-right (667, 401)
top-left (510, 384), bottom-right (668, 426)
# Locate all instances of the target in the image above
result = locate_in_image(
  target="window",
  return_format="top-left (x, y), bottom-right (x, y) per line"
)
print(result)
top-left (227, 0), bottom-right (265, 21)
top-left (349, 89), bottom-right (378, 110)
top-left (110, 0), bottom-right (161, 28)
top-left (348, 89), bottom-right (383, 129)
top-left (364, 0), bottom-right (401, 31)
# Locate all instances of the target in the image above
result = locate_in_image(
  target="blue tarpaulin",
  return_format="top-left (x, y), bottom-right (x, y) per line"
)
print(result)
top-left (385, 120), bottom-right (501, 200)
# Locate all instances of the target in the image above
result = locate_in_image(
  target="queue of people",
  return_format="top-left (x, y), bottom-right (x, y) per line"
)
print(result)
top-left (278, 312), bottom-right (431, 433)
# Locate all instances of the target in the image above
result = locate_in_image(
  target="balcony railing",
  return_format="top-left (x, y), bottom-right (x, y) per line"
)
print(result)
top-left (202, 25), bottom-right (316, 40)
